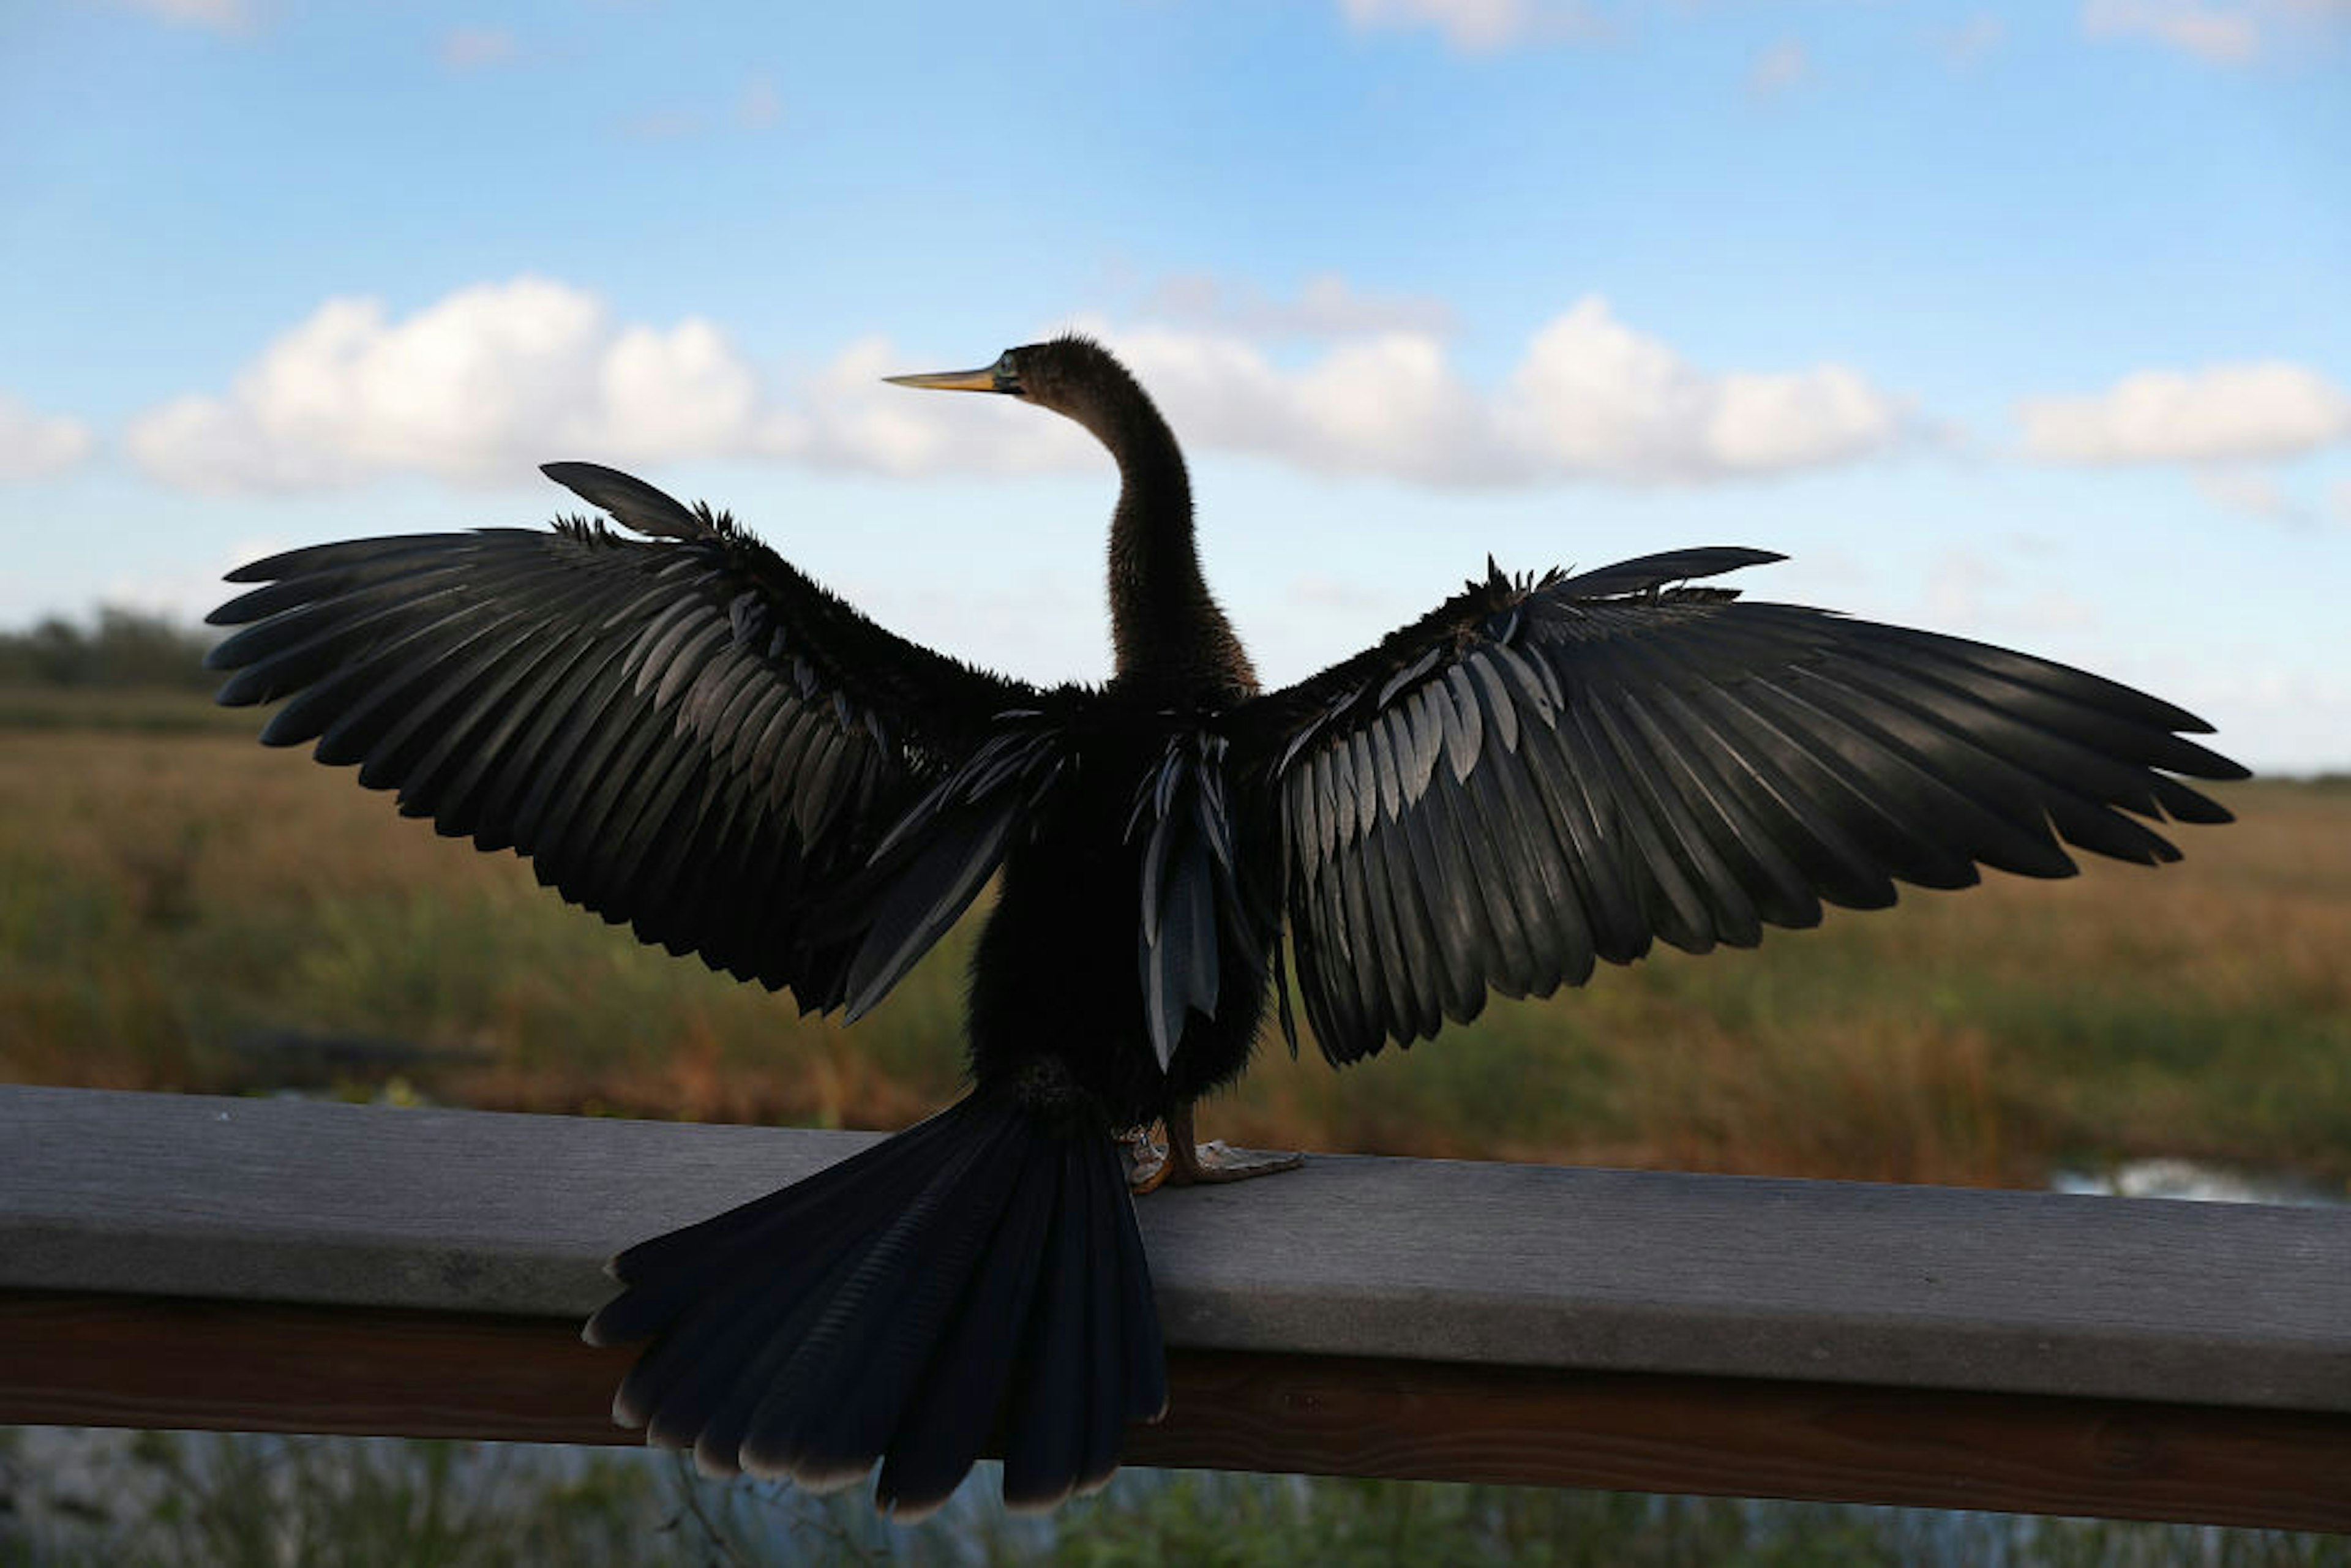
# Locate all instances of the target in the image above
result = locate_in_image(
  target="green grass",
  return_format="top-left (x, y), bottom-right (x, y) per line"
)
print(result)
top-left (4, 696), bottom-right (2346, 1191)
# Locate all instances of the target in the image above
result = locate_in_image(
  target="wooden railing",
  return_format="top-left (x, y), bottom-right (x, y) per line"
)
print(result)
top-left (2, 1084), bottom-right (2344, 1529)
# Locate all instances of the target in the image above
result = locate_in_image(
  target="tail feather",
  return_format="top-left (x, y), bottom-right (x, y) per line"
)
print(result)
top-left (1107, 1144), bottom-right (1171, 1425)
top-left (873, 1145), bottom-right (1059, 1517)
top-left (648, 1119), bottom-right (1013, 1461)
top-left (588, 1119), bottom-right (942, 1355)
top-left (674, 1262), bottom-right (849, 1470)
top-left (596, 1102), bottom-right (970, 1294)
top-left (1074, 1144), bottom-right (1127, 1496)
top-left (601, 1131), bottom-right (955, 1433)
top-left (587, 1088), bottom-right (1164, 1514)
top-left (739, 1119), bottom-right (1028, 1485)
top-left (660, 1250), bottom-right (856, 1461)
top-left (636, 1112), bottom-right (1016, 1466)
top-left (999, 1140), bottom-right (1092, 1512)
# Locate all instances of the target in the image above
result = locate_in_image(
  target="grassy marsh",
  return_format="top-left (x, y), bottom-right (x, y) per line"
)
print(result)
top-left (4, 699), bottom-right (2343, 1193)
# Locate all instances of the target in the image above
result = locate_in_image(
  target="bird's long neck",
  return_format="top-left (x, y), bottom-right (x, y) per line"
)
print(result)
top-left (1076, 376), bottom-right (1256, 706)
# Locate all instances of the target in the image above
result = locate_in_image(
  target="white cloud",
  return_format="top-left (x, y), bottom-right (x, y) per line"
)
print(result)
top-left (2329, 476), bottom-right (2351, 527)
top-left (0, 394), bottom-right (96, 481)
top-left (595, 320), bottom-right (760, 462)
top-left (1346, 0), bottom-right (2339, 63)
top-left (2075, 0), bottom-right (2351, 62)
top-left (1338, 0), bottom-right (1607, 51)
top-left (1497, 297), bottom-right (1907, 481)
top-left (1342, 0), bottom-right (1524, 50)
top-left (1121, 323), bottom-right (1509, 485)
top-left (2083, 0), bottom-right (2261, 60)
top-left (760, 336), bottom-right (1093, 476)
top-left (1746, 37), bottom-right (1812, 96)
top-left (124, 279), bottom-right (1911, 494)
top-left (113, 0), bottom-right (250, 31)
top-left (438, 27), bottom-right (517, 71)
top-left (126, 279), bottom-right (763, 493)
top-left (2017, 361), bottom-right (2351, 465)
top-left (1115, 297), bottom-right (1909, 486)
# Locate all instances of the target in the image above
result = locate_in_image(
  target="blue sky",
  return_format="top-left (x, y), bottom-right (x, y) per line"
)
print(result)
top-left (4, 0), bottom-right (2348, 770)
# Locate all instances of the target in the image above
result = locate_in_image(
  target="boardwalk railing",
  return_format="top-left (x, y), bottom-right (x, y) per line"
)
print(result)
top-left (2, 1084), bottom-right (2345, 1529)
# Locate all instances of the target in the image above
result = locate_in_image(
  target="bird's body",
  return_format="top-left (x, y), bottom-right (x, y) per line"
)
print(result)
top-left (899, 343), bottom-right (1280, 1131)
top-left (206, 333), bottom-right (2244, 1517)
top-left (967, 706), bottom-right (1277, 1125)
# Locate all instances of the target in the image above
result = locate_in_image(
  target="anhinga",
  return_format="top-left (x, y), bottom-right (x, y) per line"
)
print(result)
top-left (206, 333), bottom-right (2244, 1517)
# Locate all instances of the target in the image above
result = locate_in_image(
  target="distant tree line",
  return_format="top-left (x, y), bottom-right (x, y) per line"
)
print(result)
top-left (0, 609), bottom-right (219, 691)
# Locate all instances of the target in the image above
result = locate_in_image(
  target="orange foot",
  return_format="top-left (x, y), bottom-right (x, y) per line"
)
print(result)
top-left (1123, 1101), bottom-right (1304, 1195)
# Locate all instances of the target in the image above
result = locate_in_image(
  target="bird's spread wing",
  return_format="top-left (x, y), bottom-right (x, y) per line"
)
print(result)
top-left (1225, 549), bottom-right (2247, 1065)
top-left (206, 462), bottom-right (1040, 1010)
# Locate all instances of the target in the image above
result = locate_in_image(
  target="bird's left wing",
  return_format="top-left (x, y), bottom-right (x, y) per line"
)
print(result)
top-left (205, 462), bottom-right (1043, 1013)
top-left (1223, 549), bottom-right (2246, 1066)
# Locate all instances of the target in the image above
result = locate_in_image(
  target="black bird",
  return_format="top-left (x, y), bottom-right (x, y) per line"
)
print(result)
top-left (205, 333), bottom-right (2244, 1517)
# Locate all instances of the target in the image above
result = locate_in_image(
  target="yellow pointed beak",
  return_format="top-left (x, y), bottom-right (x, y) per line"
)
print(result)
top-left (883, 366), bottom-right (1003, 393)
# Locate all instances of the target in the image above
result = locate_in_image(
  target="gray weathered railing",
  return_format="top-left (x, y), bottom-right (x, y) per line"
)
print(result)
top-left (2, 1084), bottom-right (2344, 1529)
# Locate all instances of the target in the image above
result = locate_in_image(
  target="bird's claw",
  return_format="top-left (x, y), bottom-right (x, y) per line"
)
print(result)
top-left (1123, 1126), bottom-right (1302, 1195)
top-left (1121, 1128), bottom-right (1169, 1193)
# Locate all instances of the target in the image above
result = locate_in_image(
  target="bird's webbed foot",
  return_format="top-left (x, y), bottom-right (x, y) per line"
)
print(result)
top-left (1122, 1101), bottom-right (1303, 1195)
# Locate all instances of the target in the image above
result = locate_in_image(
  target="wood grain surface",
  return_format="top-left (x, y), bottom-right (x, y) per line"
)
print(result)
top-left (2, 1291), bottom-right (2343, 1530)
top-left (5, 1085), bottom-right (2347, 1529)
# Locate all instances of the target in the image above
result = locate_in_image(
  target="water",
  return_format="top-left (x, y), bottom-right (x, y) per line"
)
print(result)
top-left (8, 1428), bottom-right (2345, 1566)
top-left (2050, 1157), bottom-right (2344, 1207)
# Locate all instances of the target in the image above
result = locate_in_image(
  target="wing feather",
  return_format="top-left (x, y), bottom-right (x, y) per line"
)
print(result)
top-left (1231, 550), bottom-right (2244, 1065)
top-left (207, 464), bottom-right (1037, 1007)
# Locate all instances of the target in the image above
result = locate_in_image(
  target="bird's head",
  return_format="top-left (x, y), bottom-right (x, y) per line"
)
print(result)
top-left (884, 334), bottom-right (1134, 425)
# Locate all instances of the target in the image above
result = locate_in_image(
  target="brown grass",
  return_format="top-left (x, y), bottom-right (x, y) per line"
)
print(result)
top-left (3, 711), bottom-right (2344, 1191)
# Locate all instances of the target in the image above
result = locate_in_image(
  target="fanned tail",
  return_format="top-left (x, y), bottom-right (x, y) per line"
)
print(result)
top-left (583, 1089), bottom-right (1168, 1518)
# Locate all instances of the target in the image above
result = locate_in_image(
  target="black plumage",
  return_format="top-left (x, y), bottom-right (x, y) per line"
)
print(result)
top-left (204, 332), bottom-right (2244, 1516)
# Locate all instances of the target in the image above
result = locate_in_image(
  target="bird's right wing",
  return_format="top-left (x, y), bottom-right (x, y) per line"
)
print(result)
top-left (206, 462), bottom-right (1044, 1012)
top-left (1224, 549), bottom-right (2247, 1066)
